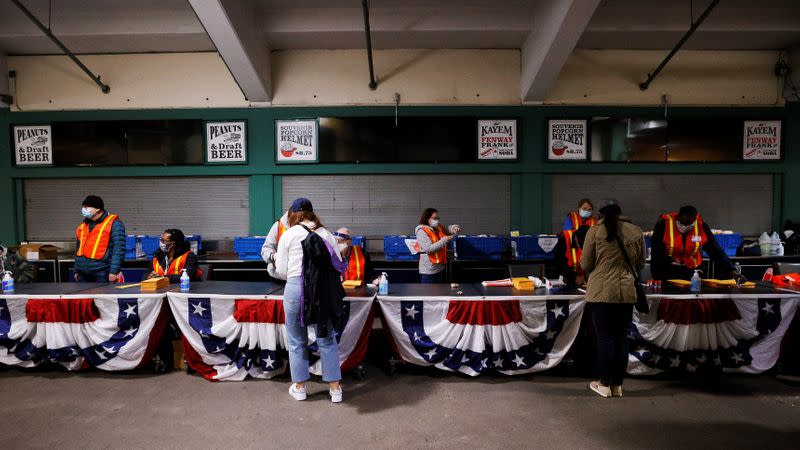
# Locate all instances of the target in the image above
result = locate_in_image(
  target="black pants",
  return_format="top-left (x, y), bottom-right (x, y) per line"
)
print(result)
top-left (589, 302), bottom-right (633, 386)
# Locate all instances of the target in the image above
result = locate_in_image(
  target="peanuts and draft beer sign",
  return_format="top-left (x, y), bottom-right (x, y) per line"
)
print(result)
top-left (276, 119), bottom-right (318, 163)
top-left (205, 121), bottom-right (247, 163)
top-left (478, 120), bottom-right (517, 160)
top-left (548, 119), bottom-right (587, 160)
top-left (13, 125), bottom-right (53, 166)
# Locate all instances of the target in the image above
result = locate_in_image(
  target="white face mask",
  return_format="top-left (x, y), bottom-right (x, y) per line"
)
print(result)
top-left (429, 219), bottom-right (439, 228)
top-left (676, 222), bottom-right (695, 234)
top-left (337, 243), bottom-right (349, 253)
top-left (81, 207), bottom-right (95, 218)
top-left (579, 209), bottom-right (592, 219)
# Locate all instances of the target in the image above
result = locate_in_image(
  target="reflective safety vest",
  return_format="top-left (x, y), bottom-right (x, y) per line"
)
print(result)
top-left (276, 219), bottom-right (288, 243)
top-left (562, 230), bottom-right (583, 273)
top-left (568, 211), bottom-right (596, 231)
top-left (76, 214), bottom-right (118, 260)
top-left (344, 245), bottom-right (366, 282)
top-left (421, 224), bottom-right (448, 265)
top-left (662, 212), bottom-right (708, 269)
top-left (152, 251), bottom-right (203, 279)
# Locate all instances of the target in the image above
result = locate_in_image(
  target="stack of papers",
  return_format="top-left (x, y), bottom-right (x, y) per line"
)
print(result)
top-left (703, 279), bottom-right (756, 288)
top-left (512, 277), bottom-right (534, 290)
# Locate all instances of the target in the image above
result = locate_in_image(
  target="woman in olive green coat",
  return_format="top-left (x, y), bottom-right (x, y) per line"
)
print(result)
top-left (580, 202), bottom-right (646, 398)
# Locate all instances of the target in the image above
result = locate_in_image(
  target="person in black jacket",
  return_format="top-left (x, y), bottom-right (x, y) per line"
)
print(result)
top-left (274, 198), bottom-right (346, 403)
top-left (554, 225), bottom-right (590, 288)
top-left (146, 229), bottom-right (202, 283)
top-left (651, 205), bottom-right (745, 282)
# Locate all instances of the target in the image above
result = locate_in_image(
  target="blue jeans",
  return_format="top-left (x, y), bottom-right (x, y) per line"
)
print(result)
top-left (284, 277), bottom-right (341, 383)
top-left (75, 269), bottom-right (110, 282)
top-left (421, 272), bottom-right (445, 283)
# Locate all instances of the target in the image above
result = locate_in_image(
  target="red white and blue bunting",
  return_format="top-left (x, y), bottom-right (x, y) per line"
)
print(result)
top-left (377, 298), bottom-right (585, 376)
top-left (168, 294), bottom-right (373, 382)
top-left (627, 297), bottom-right (800, 375)
top-left (0, 295), bottom-right (167, 371)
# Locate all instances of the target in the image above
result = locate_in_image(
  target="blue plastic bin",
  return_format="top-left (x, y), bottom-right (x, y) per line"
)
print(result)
top-left (125, 235), bottom-right (139, 260)
top-left (454, 235), bottom-right (507, 260)
top-left (704, 233), bottom-right (742, 257)
top-left (351, 235), bottom-right (367, 250)
top-left (186, 234), bottom-right (203, 254)
top-left (511, 235), bottom-right (558, 260)
top-left (234, 237), bottom-right (266, 260)
top-left (383, 235), bottom-right (418, 260)
top-left (140, 235), bottom-right (160, 259)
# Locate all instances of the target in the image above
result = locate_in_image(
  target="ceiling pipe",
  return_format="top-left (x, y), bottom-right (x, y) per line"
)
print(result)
top-left (639, 0), bottom-right (719, 91)
top-left (362, 0), bottom-right (378, 90)
top-left (11, 0), bottom-right (110, 94)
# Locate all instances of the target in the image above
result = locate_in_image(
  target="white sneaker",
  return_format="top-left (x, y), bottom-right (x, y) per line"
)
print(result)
top-left (289, 384), bottom-right (307, 401)
top-left (329, 387), bottom-right (343, 403)
top-left (589, 381), bottom-right (612, 398)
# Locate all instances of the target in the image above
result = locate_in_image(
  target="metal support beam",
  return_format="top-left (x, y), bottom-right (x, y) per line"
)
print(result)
top-left (189, 0), bottom-right (271, 102)
top-left (362, 0), bottom-right (378, 90)
top-left (639, 0), bottom-right (720, 91)
top-left (0, 54), bottom-right (11, 107)
top-left (520, 0), bottom-right (601, 103)
top-left (11, 0), bottom-right (110, 94)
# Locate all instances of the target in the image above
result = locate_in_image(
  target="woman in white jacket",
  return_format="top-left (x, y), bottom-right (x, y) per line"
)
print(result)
top-left (274, 198), bottom-right (344, 403)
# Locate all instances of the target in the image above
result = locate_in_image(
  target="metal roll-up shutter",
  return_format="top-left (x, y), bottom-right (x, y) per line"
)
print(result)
top-left (282, 174), bottom-right (511, 251)
top-left (24, 177), bottom-right (249, 241)
top-left (551, 174), bottom-right (773, 235)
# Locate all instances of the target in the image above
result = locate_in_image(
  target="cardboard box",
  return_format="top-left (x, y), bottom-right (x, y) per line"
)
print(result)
top-left (18, 243), bottom-right (60, 260)
top-left (172, 340), bottom-right (186, 370)
top-left (141, 276), bottom-right (169, 291)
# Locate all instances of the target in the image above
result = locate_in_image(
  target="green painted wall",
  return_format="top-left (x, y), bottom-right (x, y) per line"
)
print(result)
top-left (0, 105), bottom-right (793, 244)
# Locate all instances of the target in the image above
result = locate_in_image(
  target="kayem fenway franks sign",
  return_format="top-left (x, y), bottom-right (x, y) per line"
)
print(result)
top-left (14, 125), bottom-right (53, 166)
top-left (276, 119), bottom-right (318, 163)
top-left (206, 121), bottom-right (247, 163)
top-left (743, 120), bottom-right (781, 160)
top-left (478, 120), bottom-right (517, 160)
top-left (548, 120), bottom-right (587, 160)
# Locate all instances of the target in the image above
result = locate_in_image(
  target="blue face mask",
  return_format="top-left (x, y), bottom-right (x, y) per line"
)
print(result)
top-left (579, 209), bottom-right (592, 219)
top-left (430, 219), bottom-right (439, 228)
top-left (81, 207), bottom-right (94, 218)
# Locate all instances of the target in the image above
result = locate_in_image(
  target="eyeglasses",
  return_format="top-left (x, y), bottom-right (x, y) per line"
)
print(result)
top-left (159, 239), bottom-right (175, 244)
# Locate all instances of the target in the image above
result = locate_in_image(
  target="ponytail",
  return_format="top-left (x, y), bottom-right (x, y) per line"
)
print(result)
top-left (600, 204), bottom-right (622, 242)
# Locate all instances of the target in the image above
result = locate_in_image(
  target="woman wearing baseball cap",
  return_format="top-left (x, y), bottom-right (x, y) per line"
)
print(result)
top-left (274, 198), bottom-right (346, 403)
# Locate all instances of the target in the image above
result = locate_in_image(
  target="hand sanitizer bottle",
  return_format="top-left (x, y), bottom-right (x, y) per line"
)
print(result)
top-left (378, 272), bottom-right (389, 295)
top-left (2, 271), bottom-right (14, 294)
top-left (179, 269), bottom-right (191, 292)
top-left (690, 270), bottom-right (702, 294)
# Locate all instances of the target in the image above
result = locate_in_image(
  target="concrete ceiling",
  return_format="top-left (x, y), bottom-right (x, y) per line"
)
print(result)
top-left (0, 0), bottom-right (797, 102)
top-left (0, 0), bottom-right (797, 55)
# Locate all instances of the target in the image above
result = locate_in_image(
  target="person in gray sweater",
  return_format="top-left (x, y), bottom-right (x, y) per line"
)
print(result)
top-left (415, 208), bottom-right (461, 283)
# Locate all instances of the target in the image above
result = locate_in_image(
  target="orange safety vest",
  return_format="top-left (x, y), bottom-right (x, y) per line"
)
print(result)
top-left (662, 212), bottom-right (708, 269)
top-left (152, 251), bottom-right (203, 279)
top-left (344, 245), bottom-right (367, 283)
top-left (276, 219), bottom-right (288, 243)
top-left (421, 225), bottom-right (448, 265)
top-left (568, 211), bottom-right (596, 231)
top-left (76, 214), bottom-right (118, 260)
top-left (562, 230), bottom-right (583, 273)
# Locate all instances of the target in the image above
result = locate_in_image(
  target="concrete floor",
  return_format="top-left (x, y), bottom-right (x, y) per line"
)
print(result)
top-left (1, 363), bottom-right (798, 450)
